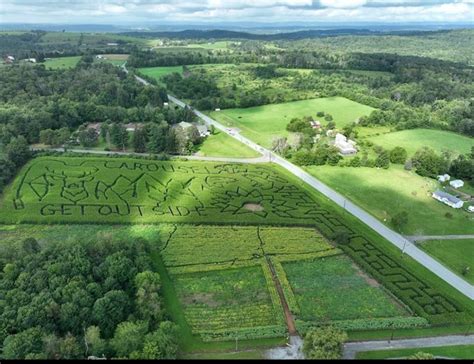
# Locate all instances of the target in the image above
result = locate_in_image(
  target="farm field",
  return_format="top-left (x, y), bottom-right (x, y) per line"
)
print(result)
top-left (44, 56), bottom-right (81, 69)
top-left (366, 128), bottom-right (473, 157)
top-left (0, 156), bottom-right (349, 226)
top-left (419, 239), bottom-right (474, 284)
top-left (172, 266), bottom-right (286, 342)
top-left (306, 165), bottom-right (474, 235)
top-left (139, 66), bottom-right (184, 83)
top-left (1, 157), bottom-right (474, 351)
top-left (209, 97), bottom-right (375, 148)
top-left (194, 130), bottom-right (260, 158)
top-left (97, 53), bottom-right (129, 66)
top-left (283, 255), bottom-right (411, 326)
top-left (356, 344), bottom-right (474, 359)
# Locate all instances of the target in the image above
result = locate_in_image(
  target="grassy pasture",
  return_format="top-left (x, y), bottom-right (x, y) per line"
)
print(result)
top-left (356, 344), bottom-right (474, 359)
top-left (284, 255), bottom-right (409, 324)
top-left (306, 165), bottom-right (474, 235)
top-left (194, 130), bottom-right (260, 158)
top-left (209, 97), bottom-right (375, 147)
top-left (419, 239), bottom-right (474, 284)
top-left (0, 156), bottom-right (340, 226)
top-left (44, 56), bottom-right (81, 69)
top-left (367, 128), bottom-right (473, 157)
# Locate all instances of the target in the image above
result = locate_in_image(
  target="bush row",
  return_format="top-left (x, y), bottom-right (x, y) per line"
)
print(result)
top-left (198, 325), bottom-right (287, 342)
top-left (295, 316), bottom-right (429, 334)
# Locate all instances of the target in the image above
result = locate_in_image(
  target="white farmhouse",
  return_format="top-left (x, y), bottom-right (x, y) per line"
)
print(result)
top-left (437, 174), bottom-right (450, 183)
top-left (432, 190), bottom-right (464, 209)
top-left (334, 133), bottom-right (357, 155)
top-left (449, 179), bottom-right (464, 189)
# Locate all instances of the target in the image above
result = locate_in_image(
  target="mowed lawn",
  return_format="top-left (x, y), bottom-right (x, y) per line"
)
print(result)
top-left (209, 97), bottom-right (375, 148)
top-left (356, 345), bottom-right (474, 359)
top-left (419, 239), bottom-right (474, 284)
top-left (44, 56), bottom-right (81, 69)
top-left (195, 131), bottom-right (260, 158)
top-left (367, 128), bottom-right (473, 157)
top-left (306, 165), bottom-right (474, 235)
top-left (283, 255), bottom-right (408, 323)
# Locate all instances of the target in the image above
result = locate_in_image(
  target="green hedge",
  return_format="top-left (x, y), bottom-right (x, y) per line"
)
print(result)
top-left (296, 316), bottom-right (429, 334)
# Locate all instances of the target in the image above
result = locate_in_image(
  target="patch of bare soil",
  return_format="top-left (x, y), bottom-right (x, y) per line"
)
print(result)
top-left (243, 203), bottom-right (264, 212)
top-left (183, 293), bottom-right (219, 308)
top-left (352, 262), bottom-right (380, 288)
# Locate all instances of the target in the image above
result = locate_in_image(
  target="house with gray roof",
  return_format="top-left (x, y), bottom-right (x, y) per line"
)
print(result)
top-left (432, 190), bottom-right (464, 209)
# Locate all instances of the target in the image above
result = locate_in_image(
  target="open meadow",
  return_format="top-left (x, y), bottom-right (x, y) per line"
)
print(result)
top-left (44, 56), bottom-right (81, 69)
top-left (306, 165), bottom-right (473, 235)
top-left (367, 128), bottom-right (473, 157)
top-left (210, 97), bottom-right (375, 147)
top-left (138, 66), bottom-right (184, 83)
top-left (194, 130), bottom-right (260, 158)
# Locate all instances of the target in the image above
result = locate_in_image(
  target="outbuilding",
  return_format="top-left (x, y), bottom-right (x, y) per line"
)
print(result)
top-left (449, 179), bottom-right (464, 189)
top-left (432, 190), bottom-right (464, 209)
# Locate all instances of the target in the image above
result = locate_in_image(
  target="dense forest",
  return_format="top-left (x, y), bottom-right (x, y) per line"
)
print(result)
top-left (0, 235), bottom-right (177, 359)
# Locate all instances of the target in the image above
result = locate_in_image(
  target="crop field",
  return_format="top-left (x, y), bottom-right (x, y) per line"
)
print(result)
top-left (367, 128), bottom-right (473, 157)
top-left (2, 157), bottom-right (473, 345)
top-left (0, 156), bottom-right (349, 226)
top-left (419, 239), bottom-right (474, 284)
top-left (173, 266), bottom-right (286, 342)
top-left (210, 97), bottom-right (375, 147)
top-left (158, 225), bottom-right (340, 274)
top-left (195, 131), bottom-right (260, 158)
top-left (306, 165), bottom-right (473, 235)
top-left (44, 56), bottom-right (81, 69)
top-left (283, 255), bottom-right (412, 325)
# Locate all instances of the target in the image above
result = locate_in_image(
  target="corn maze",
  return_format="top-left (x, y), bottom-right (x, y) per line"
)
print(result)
top-left (1, 157), bottom-right (330, 225)
top-left (1, 156), bottom-right (472, 342)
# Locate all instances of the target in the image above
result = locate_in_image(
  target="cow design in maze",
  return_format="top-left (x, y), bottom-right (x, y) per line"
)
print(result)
top-left (15, 162), bottom-right (99, 207)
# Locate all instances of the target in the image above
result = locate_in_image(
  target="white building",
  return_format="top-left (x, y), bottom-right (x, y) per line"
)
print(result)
top-left (432, 190), bottom-right (464, 209)
top-left (26, 58), bottom-right (36, 63)
top-left (7, 55), bottom-right (15, 61)
top-left (163, 102), bottom-right (169, 107)
top-left (437, 174), bottom-right (450, 183)
top-left (334, 133), bottom-right (357, 155)
top-left (196, 125), bottom-right (210, 137)
top-left (468, 205), bottom-right (474, 213)
top-left (215, 108), bottom-right (221, 112)
top-left (449, 179), bottom-right (464, 189)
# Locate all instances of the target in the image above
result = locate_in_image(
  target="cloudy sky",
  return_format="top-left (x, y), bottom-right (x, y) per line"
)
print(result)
top-left (1, 0), bottom-right (473, 24)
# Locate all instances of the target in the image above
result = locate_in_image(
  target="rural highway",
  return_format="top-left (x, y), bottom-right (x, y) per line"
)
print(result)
top-left (129, 67), bottom-right (474, 300)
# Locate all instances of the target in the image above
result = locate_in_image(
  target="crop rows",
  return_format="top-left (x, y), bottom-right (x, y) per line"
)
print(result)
top-left (1, 157), bottom-right (333, 226)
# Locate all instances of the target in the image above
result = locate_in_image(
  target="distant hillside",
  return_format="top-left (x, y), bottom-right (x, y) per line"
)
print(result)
top-left (120, 28), bottom-right (457, 41)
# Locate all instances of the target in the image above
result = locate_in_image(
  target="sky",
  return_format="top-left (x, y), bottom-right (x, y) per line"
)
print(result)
top-left (1, 0), bottom-right (473, 24)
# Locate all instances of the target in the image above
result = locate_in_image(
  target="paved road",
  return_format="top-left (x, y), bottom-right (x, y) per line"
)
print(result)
top-left (31, 147), bottom-right (267, 164)
top-left (167, 94), bottom-right (474, 300)
top-left (124, 67), bottom-right (474, 300)
top-left (343, 334), bottom-right (474, 359)
top-left (407, 235), bottom-right (474, 242)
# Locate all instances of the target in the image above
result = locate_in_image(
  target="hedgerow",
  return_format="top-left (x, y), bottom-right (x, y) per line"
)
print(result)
top-left (296, 316), bottom-right (430, 334)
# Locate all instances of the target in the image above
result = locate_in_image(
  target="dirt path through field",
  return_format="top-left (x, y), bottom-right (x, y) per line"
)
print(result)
top-left (264, 256), bottom-right (297, 336)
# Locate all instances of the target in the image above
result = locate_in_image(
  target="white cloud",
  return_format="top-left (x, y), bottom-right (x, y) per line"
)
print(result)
top-left (319, 0), bottom-right (367, 8)
top-left (0, 0), bottom-right (473, 23)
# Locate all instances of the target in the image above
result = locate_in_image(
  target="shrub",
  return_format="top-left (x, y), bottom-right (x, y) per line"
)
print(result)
top-left (303, 326), bottom-right (347, 359)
